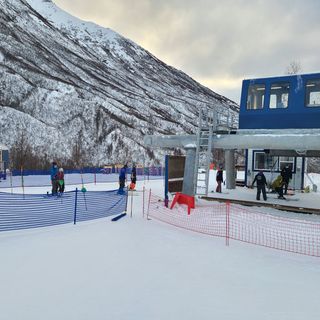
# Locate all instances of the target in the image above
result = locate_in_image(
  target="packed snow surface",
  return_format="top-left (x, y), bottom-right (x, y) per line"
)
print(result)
top-left (1, 178), bottom-right (320, 320)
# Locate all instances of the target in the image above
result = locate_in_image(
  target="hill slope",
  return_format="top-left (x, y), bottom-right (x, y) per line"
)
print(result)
top-left (0, 0), bottom-right (238, 165)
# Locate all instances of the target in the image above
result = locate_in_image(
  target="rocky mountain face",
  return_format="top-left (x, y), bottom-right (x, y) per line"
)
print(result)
top-left (0, 0), bottom-right (239, 167)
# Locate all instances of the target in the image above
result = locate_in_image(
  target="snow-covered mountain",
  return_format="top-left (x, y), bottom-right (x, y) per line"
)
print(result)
top-left (0, 0), bottom-right (238, 166)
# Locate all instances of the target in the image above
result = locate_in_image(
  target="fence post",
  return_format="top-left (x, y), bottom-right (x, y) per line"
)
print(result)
top-left (226, 201), bottom-right (230, 246)
top-left (142, 185), bottom-right (145, 218)
top-left (147, 189), bottom-right (152, 220)
top-left (125, 186), bottom-right (129, 214)
top-left (130, 189), bottom-right (134, 218)
top-left (80, 168), bottom-right (84, 188)
top-left (74, 188), bottom-right (78, 225)
top-left (21, 166), bottom-right (25, 199)
top-left (10, 168), bottom-right (13, 194)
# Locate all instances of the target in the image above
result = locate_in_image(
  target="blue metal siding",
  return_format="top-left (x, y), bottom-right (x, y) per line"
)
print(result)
top-left (2, 150), bottom-right (9, 163)
top-left (239, 73), bottom-right (320, 129)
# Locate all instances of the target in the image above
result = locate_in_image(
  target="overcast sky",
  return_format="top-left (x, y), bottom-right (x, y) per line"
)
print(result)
top-left (54, 0), bottom-right (320, 103)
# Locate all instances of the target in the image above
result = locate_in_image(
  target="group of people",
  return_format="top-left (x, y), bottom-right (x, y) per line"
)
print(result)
top-left (49, 160), bottom-right (294, 202)
top-left (50, 161), bottom-right (65, 195)
top-left (252, 165), bottom-right (292, 201)
top-left (50, 161), bottom-right (138, 195)
top-left (118, 163), bottom-right (137, 194)
top-left (215, 164), bottom-right (293, 200)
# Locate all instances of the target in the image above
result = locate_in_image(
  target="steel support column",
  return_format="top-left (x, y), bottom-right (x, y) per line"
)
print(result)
top-left (182, 146), bottom-right (197, 196)
top-left (225, 149), bottom-right (236, 189)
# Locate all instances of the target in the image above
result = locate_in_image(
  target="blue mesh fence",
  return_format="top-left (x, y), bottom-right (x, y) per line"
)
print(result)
top-left (76, 190), bottom-right (127, 222)
top-left (0, 189), bottom-right (127, 232)
top-left (10, 167), bottom-right (164, 176)
top-left (0, 167), bottom-right (164, 188)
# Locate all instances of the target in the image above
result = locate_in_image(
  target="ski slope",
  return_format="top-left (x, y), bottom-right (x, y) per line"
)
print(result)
top-left (0, 179), bottom-right (320, 320)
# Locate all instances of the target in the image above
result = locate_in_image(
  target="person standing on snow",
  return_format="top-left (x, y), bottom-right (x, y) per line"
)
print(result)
top-left (50, 161), bottom-right (59, 195)
top-left (216, 166), bottom-right (223, 193)
top-left (118, 164), bottom-right (127, 194)
top-left (251, 170), bottom-right (268, 201)
top-left (130, 163), bottom-right (137, 190)
top-left (281, 165), bottom-right (292, 195)
top-left (57, 167), bottom-right (65, 194)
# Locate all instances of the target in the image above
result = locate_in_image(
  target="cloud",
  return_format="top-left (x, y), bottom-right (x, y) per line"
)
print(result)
top-left (54, 0), bottom-right (320, 103)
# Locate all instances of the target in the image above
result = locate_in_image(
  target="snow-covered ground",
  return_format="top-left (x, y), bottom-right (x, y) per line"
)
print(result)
top-left (208, 169), bottom-right (320, 193)
top-left (1, 177), bottom-right (320, 320)
top-left (0, 173), bottom-right (163, 189)
top-left (196, 170), bottom-right (320, 211)
top-left (305, 172), bottom-right (320, 191)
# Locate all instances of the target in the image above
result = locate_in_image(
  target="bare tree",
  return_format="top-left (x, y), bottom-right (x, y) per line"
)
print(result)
top-left (71, 130), bottom-right (88, 168)
top-left (9, 129), bottom-right (29, 170)
top-left (9, 129), bottom-right (50, 170)
top-left (285, 61), bottom-right (302, 75)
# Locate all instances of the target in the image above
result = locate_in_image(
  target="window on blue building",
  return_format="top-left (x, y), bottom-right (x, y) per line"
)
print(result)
top-left (254, 152), bottom-right (277, 170)
top-left (253, 152), bottom-right (295, 172)
top-left (269, 82), bottom-right (289, 109)
top-left (279, 157), bottom-right (295, 171)
top-left (247, 84), bottom-right (265, 110)
top-left (305, 79), bottom-right (320, 107)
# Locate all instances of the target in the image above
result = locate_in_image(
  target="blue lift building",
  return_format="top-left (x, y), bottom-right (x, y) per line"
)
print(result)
top-left (145, 72), bottom-right (320, 196)
top-left (240, 73), bottom-right (320, 190)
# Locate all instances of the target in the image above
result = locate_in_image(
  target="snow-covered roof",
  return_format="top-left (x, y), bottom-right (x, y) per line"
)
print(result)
top-left (0, 145), bottom-right (8, 150)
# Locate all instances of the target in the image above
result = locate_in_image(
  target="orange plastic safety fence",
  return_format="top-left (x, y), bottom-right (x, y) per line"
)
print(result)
top-left (147, 193), bottom-right (320, 257)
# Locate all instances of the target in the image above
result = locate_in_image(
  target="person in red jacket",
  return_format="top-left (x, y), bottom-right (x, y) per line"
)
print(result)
top-left (57, 167), bottom-right (65, 193)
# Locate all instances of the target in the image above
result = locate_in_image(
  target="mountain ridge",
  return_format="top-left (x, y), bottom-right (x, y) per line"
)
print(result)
top-left (0, 0), bottom-right (238, 166)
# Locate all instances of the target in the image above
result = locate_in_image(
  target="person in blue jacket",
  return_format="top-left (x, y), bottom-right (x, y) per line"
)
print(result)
top-left (118, 164), bottom-right (127, 194)
top-left (50, 161), bottom-right (59, 195)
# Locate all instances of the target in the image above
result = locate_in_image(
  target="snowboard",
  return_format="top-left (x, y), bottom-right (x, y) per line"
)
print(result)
top-left (111, 213), bottom-right (127, 221)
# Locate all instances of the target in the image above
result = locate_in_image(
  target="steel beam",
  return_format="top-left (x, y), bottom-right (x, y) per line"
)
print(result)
top-left (144, 129), bottom-right (320, 151)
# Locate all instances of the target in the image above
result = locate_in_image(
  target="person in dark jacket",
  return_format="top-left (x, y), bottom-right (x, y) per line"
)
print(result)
top-left (251, 170), bottom-right (268, 201)
top-left (216, 166), bottom-right (223, 193)
top-left (118, 164), bottom-right (127, 194)
top-left (130, 164), bottom-right (137, 190)
top-left (57, 167), bottom-right (65, 193)
top-left (281, 165), bottom-right (292, 195)
top-left (50, 161), bottom-right (58, 195)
